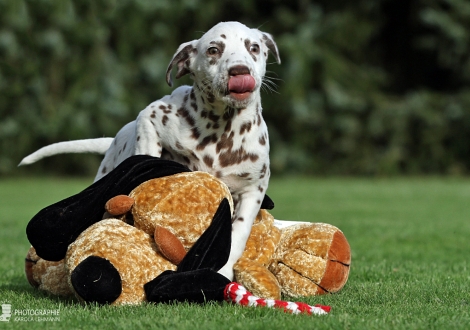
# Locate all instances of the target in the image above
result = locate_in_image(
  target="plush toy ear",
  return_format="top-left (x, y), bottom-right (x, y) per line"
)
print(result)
top-left (27, 155), bottom-right (190, 261)
top-left (144, 198), bottom-right (232, 304)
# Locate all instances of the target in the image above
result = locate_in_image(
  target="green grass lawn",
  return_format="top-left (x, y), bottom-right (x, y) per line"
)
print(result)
top-left (0, 176), bottom-right (469, 329)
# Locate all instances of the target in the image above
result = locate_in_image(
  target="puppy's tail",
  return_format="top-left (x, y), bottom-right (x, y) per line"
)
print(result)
top-left (19, 138), bottom-right (114, 166)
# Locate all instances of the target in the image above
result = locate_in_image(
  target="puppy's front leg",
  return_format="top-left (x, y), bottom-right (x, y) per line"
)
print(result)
top-left (218, 189), bottom-right (265, 281)
top-left (134, 112), bottom-right (163, 157)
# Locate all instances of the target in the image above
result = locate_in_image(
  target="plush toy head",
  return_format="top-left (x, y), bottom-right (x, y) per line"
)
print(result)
top-left (269, 223), bottom-right (351, 297)
top-left (233, 213), bottom-right (351, 300)
top-left (65, 170), bottom-right (234, 305)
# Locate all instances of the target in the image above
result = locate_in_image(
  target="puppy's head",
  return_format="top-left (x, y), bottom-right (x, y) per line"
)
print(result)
top-left (166, 22), bottom-right (280, 108)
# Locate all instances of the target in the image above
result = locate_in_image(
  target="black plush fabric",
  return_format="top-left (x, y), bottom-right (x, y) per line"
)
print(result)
top-left (26, 155), bottom-right (190, 261)
top-left (144, 198), bottom-right (232, 304)
top-left (70, 256), bottom-right (122, 305)
top-left (261, 194), bottom-right (275, 210)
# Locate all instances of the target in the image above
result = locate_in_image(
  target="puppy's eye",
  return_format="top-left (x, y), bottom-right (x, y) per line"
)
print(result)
top-left (250, 44), bottom-right (260, 54)
top-left (207, 47), bottom-right (220, 55)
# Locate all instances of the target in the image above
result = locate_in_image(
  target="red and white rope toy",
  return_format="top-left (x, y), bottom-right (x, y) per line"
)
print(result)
top-left (224, 282), bottom-right (331, 316)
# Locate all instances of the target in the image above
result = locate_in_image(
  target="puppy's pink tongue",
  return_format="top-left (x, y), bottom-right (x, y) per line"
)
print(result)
top-left (228, 75), bottom-right (256, 93)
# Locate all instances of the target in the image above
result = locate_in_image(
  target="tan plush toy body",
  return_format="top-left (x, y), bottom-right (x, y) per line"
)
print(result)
top-left (25, 170), bottom-right (350, 305)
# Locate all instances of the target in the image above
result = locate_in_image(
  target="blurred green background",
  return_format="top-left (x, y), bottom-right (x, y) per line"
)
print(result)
top-left (2, 0), bottom-right (470, 177)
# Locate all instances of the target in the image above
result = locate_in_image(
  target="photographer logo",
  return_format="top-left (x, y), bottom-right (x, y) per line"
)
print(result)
top-left (0, 304), bottom-right (11, 322)
top-left (0, 303), bottom-right (60, 323)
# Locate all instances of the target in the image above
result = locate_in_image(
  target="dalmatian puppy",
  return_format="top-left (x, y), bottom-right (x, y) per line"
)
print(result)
top-left (20, 21), bottom-right (281, 281)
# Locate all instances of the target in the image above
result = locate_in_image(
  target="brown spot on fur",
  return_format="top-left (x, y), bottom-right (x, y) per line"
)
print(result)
top-left (240, 122), bottom-right (252, 135)
top-left (177, 108), bottom-right (196, 127)
top-left (223, 107), bottom-right (235, 121)
top-left (221, 34), bottom-right (226, 39)
top-left (191, 127), bottom-right (201, 139)
top-left (162, 115), bottom-right (169, 126)
top-left (102, 167), bottom-right (107, 174)
top-left (175, 142), bottom-right (183, 150)
top-left (219, 147), bottom-right (259, 167)
top-left (250, 154), bottom-right (259, 162)
top-left (197, 134), bottom-right (218, 150)
top-left (260, 163), bottom-right (267, 179)
top-left (224, 120), bottom-right (232, 133)
top-left (208, 111), bottom-right (220, 123)
top-left (216, 131), bottom-right (234, 153)
top-left (207, 92), bottom-right (215, 103)
top-left (259, 135), bottom-right (266, 145)
top-left (203, 155), bottom-right (214, 168)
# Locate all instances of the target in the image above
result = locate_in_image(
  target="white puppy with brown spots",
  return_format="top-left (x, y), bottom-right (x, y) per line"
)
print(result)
top-left (20, 21), bottom-right (281, 281)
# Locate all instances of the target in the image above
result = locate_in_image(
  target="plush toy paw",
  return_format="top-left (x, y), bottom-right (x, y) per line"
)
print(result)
top-left (233, 209), bottom-right (282, 300)
top-left (25, 247), bottom-right (72, 297)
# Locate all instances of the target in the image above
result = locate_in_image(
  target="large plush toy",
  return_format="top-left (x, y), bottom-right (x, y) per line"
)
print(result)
top-left (25, 155), bottom-right (350, 313)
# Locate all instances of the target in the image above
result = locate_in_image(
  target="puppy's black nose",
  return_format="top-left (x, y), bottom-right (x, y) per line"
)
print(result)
top-left (228, 65), bottom-right (250, 76)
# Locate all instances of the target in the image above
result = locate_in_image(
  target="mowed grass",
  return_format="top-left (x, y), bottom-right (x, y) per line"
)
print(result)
top-left (0, 176), bottom-right (469, 329)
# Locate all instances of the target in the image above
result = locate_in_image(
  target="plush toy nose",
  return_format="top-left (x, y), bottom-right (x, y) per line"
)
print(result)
top-left (70, 256), bottom-right (122, 305)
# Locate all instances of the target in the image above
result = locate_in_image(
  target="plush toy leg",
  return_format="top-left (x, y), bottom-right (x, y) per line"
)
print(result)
top-left (27, 155), bottom-right (190, 261)
top-left (70, 256), bottom-right (122, 305)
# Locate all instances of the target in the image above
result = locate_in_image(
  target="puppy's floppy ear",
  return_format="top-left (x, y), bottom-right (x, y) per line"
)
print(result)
top-left (261, 32), bottom-right (281, 65)
top-left (166, 40), bottom-right (198, 87)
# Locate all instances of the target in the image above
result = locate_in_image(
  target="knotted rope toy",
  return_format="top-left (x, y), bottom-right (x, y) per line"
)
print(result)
top-left (224, 282), bottom-right (331, 315)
